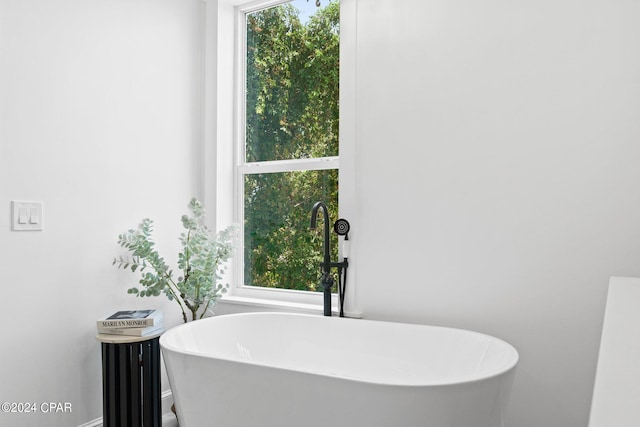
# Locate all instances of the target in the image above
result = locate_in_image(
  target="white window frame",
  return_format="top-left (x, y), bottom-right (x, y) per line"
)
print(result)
top-left (204, 0), bottom-right (357, 315)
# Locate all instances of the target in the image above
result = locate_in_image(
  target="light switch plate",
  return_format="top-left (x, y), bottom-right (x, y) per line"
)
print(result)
top-left (11, 201), bottom-right (43, 231)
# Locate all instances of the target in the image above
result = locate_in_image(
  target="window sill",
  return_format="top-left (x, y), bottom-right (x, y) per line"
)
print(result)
top-left (216, 295), bottom-right (361, 318)
top-left (217, 295), bottom-right (324, 314)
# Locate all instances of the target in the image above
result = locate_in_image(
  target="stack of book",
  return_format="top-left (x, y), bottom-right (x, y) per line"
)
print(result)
top-left (97, 309), bottom-right (163, 337)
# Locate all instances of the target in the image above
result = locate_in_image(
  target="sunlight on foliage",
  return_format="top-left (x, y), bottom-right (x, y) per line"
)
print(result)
top-left (244, 1), bottom-right (339, 291)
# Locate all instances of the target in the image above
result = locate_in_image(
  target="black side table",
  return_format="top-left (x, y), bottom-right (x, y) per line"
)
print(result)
top-left (96, 330), bottom-right (164, 427)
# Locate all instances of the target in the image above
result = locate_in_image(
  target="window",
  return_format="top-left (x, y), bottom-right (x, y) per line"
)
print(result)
top-left (237, 0), bottom-right (340, 295)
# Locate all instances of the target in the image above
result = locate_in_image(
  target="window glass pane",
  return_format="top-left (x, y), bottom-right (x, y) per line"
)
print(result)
top-left (244, 169), bottom-right (338, 291)
top-left (245, 0), bottom-right (339, 162)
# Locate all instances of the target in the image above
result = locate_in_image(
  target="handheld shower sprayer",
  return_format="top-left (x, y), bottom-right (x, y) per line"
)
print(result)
top-left (333, 218), bottom-right (351, 259)
top-left (333, 218), bottom-right (351, 317)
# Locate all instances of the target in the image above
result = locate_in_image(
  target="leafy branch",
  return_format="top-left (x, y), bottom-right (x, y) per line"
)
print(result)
top-left (113, 198), bottom-right (236, 323)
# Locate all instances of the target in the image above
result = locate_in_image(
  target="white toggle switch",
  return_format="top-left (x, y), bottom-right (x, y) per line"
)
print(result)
top-left (29, 208), bottom-right (39, 224)
top-left (11, 201), bottom-right (44, 231)
top-left (18, 208), bottom-right (28, 224)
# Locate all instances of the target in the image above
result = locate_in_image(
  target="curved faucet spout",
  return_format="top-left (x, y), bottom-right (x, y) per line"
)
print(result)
top-left (311, 201), bottom-right (333, 316)
top-left (310, 201), bottom-right (331, 271)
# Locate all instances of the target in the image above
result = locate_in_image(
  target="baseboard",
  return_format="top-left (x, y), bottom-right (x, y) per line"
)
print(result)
top-left (77, 418), bottom-right (102, 427)
top-left (77, 390), bottom-right (174, 427)
top-left (160, 389), bottom-right (174, 417)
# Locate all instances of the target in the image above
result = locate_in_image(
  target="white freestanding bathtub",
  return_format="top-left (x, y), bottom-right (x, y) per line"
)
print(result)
top-left (160, 312), bottom-right (518, 427)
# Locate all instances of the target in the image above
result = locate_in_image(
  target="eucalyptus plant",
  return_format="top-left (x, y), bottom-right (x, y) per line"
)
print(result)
top-left (113, 198), bottom-right (236, 323)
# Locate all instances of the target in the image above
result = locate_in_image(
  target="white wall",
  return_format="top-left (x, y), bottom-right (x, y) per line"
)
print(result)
top-left (349, 0), bottom-right (640, 426)
top-left (0, 0), bottom-right (203, 425)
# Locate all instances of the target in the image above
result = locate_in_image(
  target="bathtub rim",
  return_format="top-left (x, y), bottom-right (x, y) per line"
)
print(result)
top-left (160, 311), bottom-right (519, 388)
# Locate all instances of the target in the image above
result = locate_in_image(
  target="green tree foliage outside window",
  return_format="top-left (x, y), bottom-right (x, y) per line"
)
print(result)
top-left (244, 1), bottom-right (339, 291)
